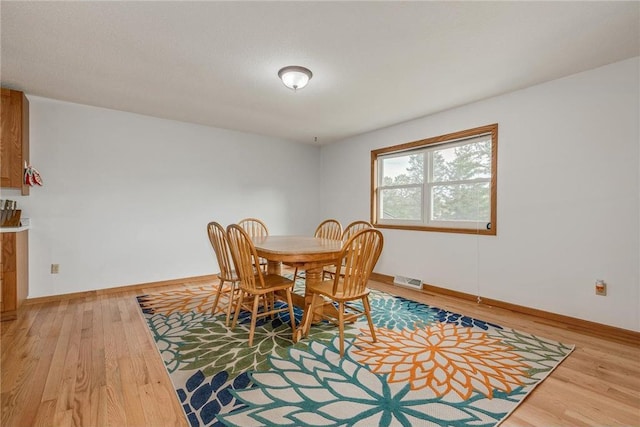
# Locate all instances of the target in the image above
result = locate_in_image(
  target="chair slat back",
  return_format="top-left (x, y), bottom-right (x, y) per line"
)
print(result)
top-left (207, 222), bottom-right (235, 280)
top-left (342, 220), bottom-right (373, 242)
top-left (314, 219), bottom-right (342, 240)
top-left (334, 228), bottom-right (383, 298)
top-left (238, 218), bottom-right (269, 238)
top-left (227, 224), bottom-right (264, 292)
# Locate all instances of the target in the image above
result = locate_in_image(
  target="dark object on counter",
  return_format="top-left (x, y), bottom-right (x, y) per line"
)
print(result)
top-left (1, 199), bottom-right (21, 227)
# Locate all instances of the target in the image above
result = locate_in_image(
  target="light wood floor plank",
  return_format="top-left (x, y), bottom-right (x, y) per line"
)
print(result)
top-left (14, 325), bottom-right (58, 426)
top-left (100, 297), bottom-right (128, 427)
top-left (33, 398), bottom-right (57, 427)
top-left (41, 300), bottom-right (77, 402)
top-left (1, 274), bottom-right (638, 427)
top-left (118, 355), bottom-right (150, 427)
top-left (54, 299), bottom-right (84, 419)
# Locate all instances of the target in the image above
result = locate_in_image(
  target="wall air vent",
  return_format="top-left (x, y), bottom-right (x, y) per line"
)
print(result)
top-left (393, 275), bottom-right (423, 290)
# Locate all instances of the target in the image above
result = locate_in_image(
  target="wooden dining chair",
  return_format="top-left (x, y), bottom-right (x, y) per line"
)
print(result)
top-left (341, 220), bottom-right (373, 241)
top-left (303, 228), bottom-right (384, 357)
top-left (316, 219), bottom-right (343, 240)
top-left (226, 224), bottom-right (297, 346)
top-left (207, 221), bottom-right (241, 326)
top-left (323, 220), bottom-right (373, 279)
top-left (292, 219), bottom-right (343, 282)
top-left (238, 217), bottom-right (269, 272)
top-left (238, 217), bottom-right (269, 238)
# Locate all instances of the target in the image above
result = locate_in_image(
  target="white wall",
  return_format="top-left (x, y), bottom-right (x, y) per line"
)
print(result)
top-left (320, 57), bottom-right (640, 332)
top-left (3, 97), bottom-right (321, 297)
top-left (3, 58), bottom-right (637, 332)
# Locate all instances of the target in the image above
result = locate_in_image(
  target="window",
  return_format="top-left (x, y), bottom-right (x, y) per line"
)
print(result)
top-left (371, 124), bottom-right (497, 235)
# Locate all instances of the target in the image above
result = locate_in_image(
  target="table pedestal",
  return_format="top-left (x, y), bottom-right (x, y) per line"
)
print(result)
top-left (267, 260), bottom-right (337, 341)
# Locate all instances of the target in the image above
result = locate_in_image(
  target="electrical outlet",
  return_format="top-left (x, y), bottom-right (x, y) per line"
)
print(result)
top-left (595, 279), bottom-right (606, 296)
top-left (51, 264), bottom-right (60, 274)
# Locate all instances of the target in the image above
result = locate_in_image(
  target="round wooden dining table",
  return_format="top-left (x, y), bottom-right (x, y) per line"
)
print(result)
top-left (252, 235), bottom-right (342, 276)
top-left (251, 235), bottom-right (343, 340)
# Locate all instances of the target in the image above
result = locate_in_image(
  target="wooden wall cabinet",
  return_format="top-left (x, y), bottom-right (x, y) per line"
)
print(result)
top-left (1, 88), bottom-right (29, 195)
top-left (1, 230), bottom-right (28, 321)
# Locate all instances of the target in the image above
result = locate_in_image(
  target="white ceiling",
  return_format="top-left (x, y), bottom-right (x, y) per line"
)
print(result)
top-left (2, 1), bottom-right (638, 144)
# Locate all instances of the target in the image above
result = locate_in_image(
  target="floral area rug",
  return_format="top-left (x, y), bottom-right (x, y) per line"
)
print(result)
top-left (136, 279), bottom-right (574, 427)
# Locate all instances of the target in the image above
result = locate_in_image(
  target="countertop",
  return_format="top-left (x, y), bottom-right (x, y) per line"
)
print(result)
top-left (0, 226), bottom-right (30, 233)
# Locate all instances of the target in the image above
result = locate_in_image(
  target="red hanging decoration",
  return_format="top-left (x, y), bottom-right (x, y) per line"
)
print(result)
top-left (24, 163), bottom-right (43, 186)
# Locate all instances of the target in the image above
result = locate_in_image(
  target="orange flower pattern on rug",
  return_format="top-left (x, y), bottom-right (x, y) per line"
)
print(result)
top-left (353, 322), bottom-right (530, 399)
top-left (138, 284), bottom-right (232, 316)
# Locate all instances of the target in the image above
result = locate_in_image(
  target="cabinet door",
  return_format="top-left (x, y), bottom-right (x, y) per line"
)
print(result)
top-left (1, 233), bottom-right (17, 316)
top-left (1, 231), bottom-right (28, 321)
top-left (1, 88), bottom-right (29, 195)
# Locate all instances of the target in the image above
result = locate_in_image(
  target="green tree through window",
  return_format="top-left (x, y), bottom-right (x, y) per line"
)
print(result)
top-left (372, 124), bottom-right (497, 235)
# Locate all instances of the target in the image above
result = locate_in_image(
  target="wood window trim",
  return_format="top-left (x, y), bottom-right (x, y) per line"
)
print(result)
top-left (370, 123), bottom-right (498, 236)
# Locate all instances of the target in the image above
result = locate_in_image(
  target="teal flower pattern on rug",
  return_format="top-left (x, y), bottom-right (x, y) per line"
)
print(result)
top-left (218, 337), bottom-right (529, 427)
top-left (145, 311), bottom-right (212, 373)
top-left (368, 294), bottom-right (437, 330)
top-left (137, 281), bottom-right (574, 427)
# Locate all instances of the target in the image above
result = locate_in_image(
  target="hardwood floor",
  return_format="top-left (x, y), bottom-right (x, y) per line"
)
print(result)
top-left (1, 274), bottom-right (639, 426)
top-left (1, 287), bottom-right (188, 427)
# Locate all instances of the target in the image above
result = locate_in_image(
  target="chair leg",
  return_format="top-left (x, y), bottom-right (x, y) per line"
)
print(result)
top-left (285, 289), bottom-right (296, 339)
top-left (211, 278), bottom-right (224, 317)
top-left (260, 294), bottom-right (268, 314)
top-left (362, 296), bottom-right (377, 343)
top-left (338, 301), bottom-right (345, 357)
top-left (231, 291), bottom-right (245, 329)
top-left (225, 282), bottom-right (237, 326)
top-left (248, 293), bottom-right (260, 346)
top-left (323, 269), bottom-right (335, 281)
top-left (269, 293), bottom-right (276, 319)
top-left (262, 294), bottom-right (274, 319)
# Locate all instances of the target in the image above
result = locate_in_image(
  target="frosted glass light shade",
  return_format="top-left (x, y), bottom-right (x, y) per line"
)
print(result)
top-left (278, 66), bottom-right (313, 91)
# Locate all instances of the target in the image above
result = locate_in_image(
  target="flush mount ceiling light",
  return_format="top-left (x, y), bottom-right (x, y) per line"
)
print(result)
top-left (277, 66), bottom-right (313, 91)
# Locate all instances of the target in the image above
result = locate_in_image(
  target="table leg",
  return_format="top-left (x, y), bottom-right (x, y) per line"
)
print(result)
top-left (305, 267), bottom-right (325, 318)
top-left (304, 268), bottom-right (324, 284)
top-left (267, 260), bottom-right (282, 275)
